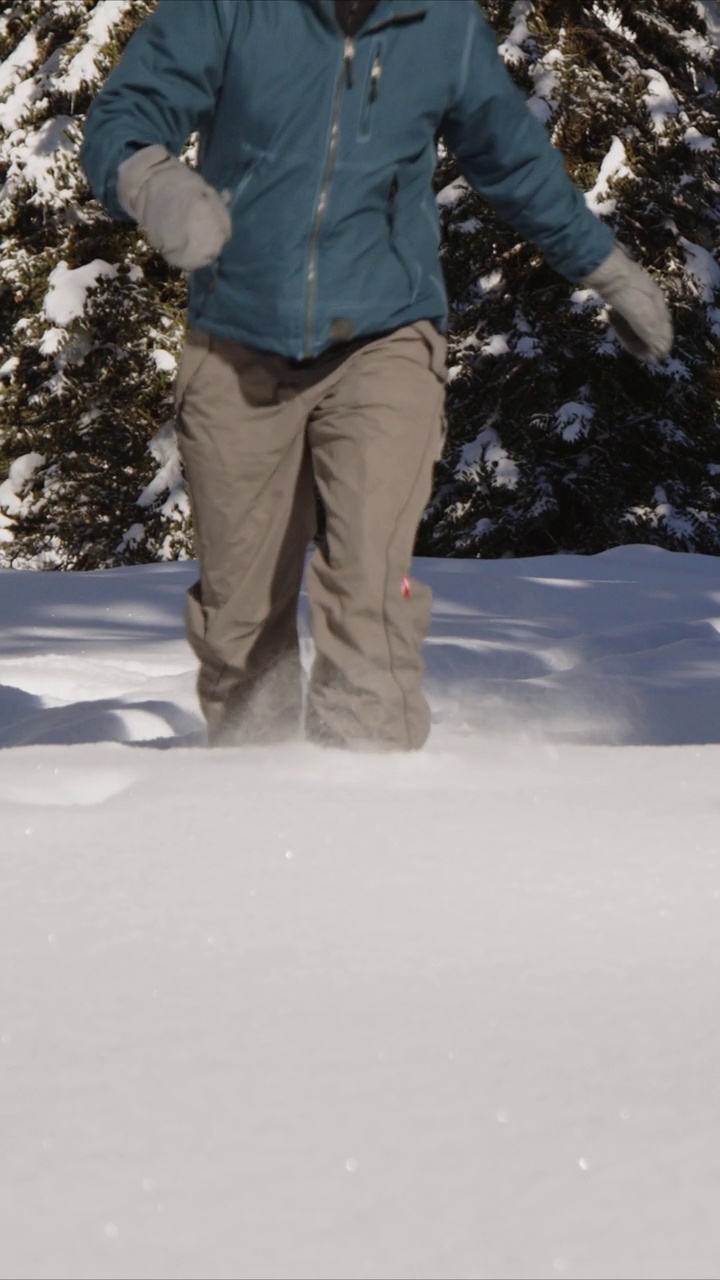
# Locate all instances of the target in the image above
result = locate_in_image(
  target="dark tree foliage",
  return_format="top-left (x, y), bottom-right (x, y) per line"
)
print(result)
top-left (420, 0), bottom-right (720, 558)
top-left (1, 0), bottom-right (719, 566)
top-left (0, 0), bottom-right (189, 567)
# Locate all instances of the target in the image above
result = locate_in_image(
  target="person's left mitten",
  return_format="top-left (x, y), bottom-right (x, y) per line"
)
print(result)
top-left (582, 244), bottom-right (673, 363)
top-left (117, 145), bottom-right (231, 270)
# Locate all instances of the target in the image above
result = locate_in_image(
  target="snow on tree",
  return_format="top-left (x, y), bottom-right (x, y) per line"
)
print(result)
top-left (420, 0), bottom-right (720, 558)
top-left (0, 0), bottom-right (190, 568)
top-left (1, 0), bottom-right (719, 567)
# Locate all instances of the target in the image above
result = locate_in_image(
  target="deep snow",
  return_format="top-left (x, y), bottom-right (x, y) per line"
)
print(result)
top-left (1, 547), bottom-right (720, 1280)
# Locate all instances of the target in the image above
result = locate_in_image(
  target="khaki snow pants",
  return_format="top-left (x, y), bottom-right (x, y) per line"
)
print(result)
top-left (174, 321), bottom-right (447, 750)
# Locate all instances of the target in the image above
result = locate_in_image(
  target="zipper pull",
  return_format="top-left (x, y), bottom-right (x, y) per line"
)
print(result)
top-left (370, 55), bottom-right (382, 103)
top-left (344, 37), bottom-right (355, 87)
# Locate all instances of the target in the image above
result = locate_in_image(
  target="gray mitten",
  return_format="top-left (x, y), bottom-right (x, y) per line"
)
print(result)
top-left (117, 144), bottom-right (231, 270)
top-left (582, 244), bottom-right (673, 362)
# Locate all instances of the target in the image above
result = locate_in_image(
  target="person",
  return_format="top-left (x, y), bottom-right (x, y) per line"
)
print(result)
top-left (81, 0), bottom-right (673, 751)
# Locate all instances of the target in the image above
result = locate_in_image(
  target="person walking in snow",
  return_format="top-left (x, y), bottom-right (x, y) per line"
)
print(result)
top-left (81, 0), bottom-right (673, 751)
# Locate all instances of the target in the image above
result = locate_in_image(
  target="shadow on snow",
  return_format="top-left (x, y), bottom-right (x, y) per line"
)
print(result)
top-left (1, 548), bottom-right (719, 749)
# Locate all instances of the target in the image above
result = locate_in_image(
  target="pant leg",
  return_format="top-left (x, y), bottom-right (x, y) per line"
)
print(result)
top-left (175, 329), bottom-right (316, 745)
top-left (305, 322), bottom-right (447, 751)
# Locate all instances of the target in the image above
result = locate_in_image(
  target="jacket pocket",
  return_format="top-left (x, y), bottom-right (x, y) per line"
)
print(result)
top-left (198, 138), bottom-right (277, 301)
top-left (413, 319), bottom-right (447, 385)
top-left (226, 138), bottom-right (275, 213)
top-left (358, 40), bottom-right (384, 142)
top-left (391, 232), bottom-right (422, 304)
top-left (387, 172), bottom-right (421, 304)
top-left (228, 153), bottom-right (258, 212)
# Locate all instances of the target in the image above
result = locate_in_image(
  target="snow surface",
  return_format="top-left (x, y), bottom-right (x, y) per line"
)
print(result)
top-left (1, 548), bottom-right (720, 1279)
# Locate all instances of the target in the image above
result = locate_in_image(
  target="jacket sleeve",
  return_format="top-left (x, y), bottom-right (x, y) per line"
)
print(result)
top-left (80, 0), bottom-right (239, 221)
top-left (440, 4), bottom-right (615, 281)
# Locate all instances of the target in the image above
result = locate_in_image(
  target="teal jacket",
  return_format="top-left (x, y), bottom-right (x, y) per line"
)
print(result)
top-left (81, 0), bottom-right (614, 360)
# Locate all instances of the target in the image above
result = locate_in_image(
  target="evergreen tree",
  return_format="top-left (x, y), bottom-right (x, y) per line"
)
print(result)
top-left (1, 1), bottom-right (718, 566)
top-left (0, 0), bottom-right (190, 568)
top-left (420, 0), bottom-right (720, 557)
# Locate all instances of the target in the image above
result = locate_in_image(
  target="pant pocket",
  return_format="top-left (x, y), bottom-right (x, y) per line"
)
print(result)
top-left (174, 329), bottom-right (212, 415)
top-left (412, 320), bottom-right (448, 386)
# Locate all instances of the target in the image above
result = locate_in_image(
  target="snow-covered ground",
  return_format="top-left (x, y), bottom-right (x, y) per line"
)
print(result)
top-left (1, 547), bottom-right (720, 1280)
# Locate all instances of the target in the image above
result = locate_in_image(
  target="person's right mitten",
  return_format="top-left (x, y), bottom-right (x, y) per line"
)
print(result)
top-left (117, 144), bottom-right (231, 271)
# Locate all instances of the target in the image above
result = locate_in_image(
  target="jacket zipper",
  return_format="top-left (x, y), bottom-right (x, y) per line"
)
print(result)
top-left (304, 36), bottom-right (355, 357)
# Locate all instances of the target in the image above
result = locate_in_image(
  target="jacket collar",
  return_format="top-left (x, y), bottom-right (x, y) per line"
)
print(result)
top-left (302, 0), bottom-right (424, 35)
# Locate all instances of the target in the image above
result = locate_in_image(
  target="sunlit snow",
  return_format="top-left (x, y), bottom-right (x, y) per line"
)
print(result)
top-left (585, 136), bottom-right (634, 215)
top-left (498, 0), bottom-right (534, 65)
top-left (0, 452), bottom-right (45, 519)
top-left (642, 69), bottom-right (679, 134)
top-left (680, 236), bottom-right (720, 302)
top-left (695, 0), bottom-right (720, 46)
top-left (56, 0), bottom-right (134, 94)
top-left (44, 259), bottom-right (117, 326)
top-left (1, 550), bottom-right (720, 1279)
top-left (683, 125), bottom-right (716, 150)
